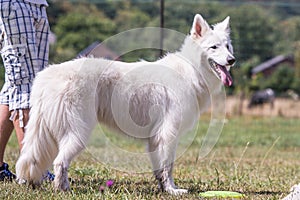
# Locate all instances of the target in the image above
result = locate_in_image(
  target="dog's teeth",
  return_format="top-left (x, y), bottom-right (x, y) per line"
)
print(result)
top-left (209, 59), bottom-right (222, 79)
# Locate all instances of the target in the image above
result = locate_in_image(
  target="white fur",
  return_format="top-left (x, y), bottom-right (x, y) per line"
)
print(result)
top-left (16, 14), bottom-right (235, 195)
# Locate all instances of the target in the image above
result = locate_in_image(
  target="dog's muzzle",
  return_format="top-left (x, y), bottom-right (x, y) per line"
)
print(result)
top-left (208, 58), bottom-right (233, 86)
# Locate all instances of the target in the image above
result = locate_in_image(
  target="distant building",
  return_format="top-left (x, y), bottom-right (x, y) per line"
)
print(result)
top-left (251, 55), bottom-right (294, 77)
top-left (77, 41), bottom-right (120, 60)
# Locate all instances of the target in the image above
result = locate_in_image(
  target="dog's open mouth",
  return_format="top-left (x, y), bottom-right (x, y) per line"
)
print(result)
top-left (209, 59), bottom-right (233, 86)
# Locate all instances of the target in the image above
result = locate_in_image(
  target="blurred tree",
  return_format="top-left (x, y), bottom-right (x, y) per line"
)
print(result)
top-left (262, 65), bottom-right (295, 94)
top-left (266, 17), bottom-right (300, 95)
top-left (291, 77), bottom-right (300, 94)
top-left (115, 8), bottom-right (151, 31)
top-left (275, 16), bottom-right (300, 55)
top-left (293, 42), bottom-right (300, 94)
top-left (228, 5), bottom-right (278, 63)
top-left (230, 56), bottom-right (260, 115)
top-left (164, 1), bottom-right (225, 33)
top-left (0, 65), bottom-right (4, 88)
top-left (52, 3), bottom-right (116, 62)
top-left (130, 0), bottom-right (160, 18)
top-left (271, 0), bottom-right (300, 18)
top-left (295, 42), bottom-right (300, 79)
top-left (232, 56), bottom-right (261, 91)
top-left (47, 0), bottom-right (74, 27)
top-left (95, 1), bottom-right (119, 19)
top-left (110, 3), bottom-right (154, 61)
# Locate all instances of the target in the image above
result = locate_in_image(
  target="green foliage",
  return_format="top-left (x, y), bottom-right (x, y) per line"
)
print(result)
top-left (47, 1), bottom-right (73, 27)
top-left (291, 77), bottom-right (300, 94)
top-left (231, 56), bottom-right (260, 94)
top-left (270, 0), bottom-right (300, 18)
top-left (52, 4), bottom-right (116, 61)
top-left (94, 1), bottom-right (119, 19)
top-left (260, 66), bottom-right (297, 94)
top-left (276, 16), bottom-right (300, 55)
top-left (115, 8), bottom-right (151, 31)
top-left (164, 2), bottom-right (225, 33)
top-left (131, 0), bottom-right (160, 18)
top-left (0, 63), bottom-right (4, 89)
top-left (228, 5), bottom-right (278, 62)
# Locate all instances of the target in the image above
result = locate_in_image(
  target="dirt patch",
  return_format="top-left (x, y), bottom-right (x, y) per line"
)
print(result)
top-left (226, 96), bottom-right (300, 118)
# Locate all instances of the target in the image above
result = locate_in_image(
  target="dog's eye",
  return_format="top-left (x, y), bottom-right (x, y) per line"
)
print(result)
top-left (210, 45), bottom-right (217, 49)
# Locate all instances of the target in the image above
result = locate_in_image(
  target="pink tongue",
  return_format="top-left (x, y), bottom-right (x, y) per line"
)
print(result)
top-left (219, 66), bottom-right (233, 86)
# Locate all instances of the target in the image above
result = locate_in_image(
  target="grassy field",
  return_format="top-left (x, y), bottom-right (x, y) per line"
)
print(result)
top-left (1, 115), bottom-right (299, 199)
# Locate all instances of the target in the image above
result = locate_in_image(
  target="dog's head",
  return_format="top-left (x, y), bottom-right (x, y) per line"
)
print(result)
top-left (190, 14), bottom-right (235, 86)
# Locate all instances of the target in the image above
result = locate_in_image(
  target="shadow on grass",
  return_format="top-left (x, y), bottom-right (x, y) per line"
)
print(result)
top-left (69, 177), bottom-right (159, 195)
top-left (247, 190), bottom-right (284, 196)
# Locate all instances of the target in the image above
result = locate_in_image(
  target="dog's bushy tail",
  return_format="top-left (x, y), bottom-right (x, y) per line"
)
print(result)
top-left (16, 108), bottom-right (58, 184)
top-left (16, 75), bottom-right (59, 184)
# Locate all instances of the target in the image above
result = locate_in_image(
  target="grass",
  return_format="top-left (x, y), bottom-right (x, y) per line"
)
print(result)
top-left (1, 115), bottom-right (300, 199)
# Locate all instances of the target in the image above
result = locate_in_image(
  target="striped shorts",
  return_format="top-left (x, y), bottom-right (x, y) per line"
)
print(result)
top-left (0, 0), bottom-right (49, 123)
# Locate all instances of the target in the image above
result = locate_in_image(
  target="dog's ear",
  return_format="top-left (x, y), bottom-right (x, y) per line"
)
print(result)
top-left (214, 16), bottom-right (231, 34)
top-left (191, 14), bottom-right (210, 38)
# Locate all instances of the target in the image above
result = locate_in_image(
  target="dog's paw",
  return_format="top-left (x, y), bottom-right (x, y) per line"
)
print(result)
top-left (16, 178), bottom-right (26, 184)
top-left (166, 187), bottom-right (188, 195)
top-left (54, 178), bottom-right (70, 191)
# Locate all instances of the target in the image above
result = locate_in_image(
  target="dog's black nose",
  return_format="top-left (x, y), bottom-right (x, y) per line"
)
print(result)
top-left (227, 58), bottom-right (236, 66)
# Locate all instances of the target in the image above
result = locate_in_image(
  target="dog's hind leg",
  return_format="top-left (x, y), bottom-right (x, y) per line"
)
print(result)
top-left (53, 133), bottom-right (87, 191)
top-left (148, 125), bottom-right (188, 195)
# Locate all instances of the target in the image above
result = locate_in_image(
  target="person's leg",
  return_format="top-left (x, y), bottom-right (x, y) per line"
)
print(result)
top-left (0, 105), bottom-right (16, 181)
top-left (0, 105), bottom-right (14, 166)
top-left (11, 109), bottom-right (30, 150)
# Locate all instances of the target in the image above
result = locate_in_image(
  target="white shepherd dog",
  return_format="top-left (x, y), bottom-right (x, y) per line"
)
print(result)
top-left (16, 14), bottom-right (235, 195)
